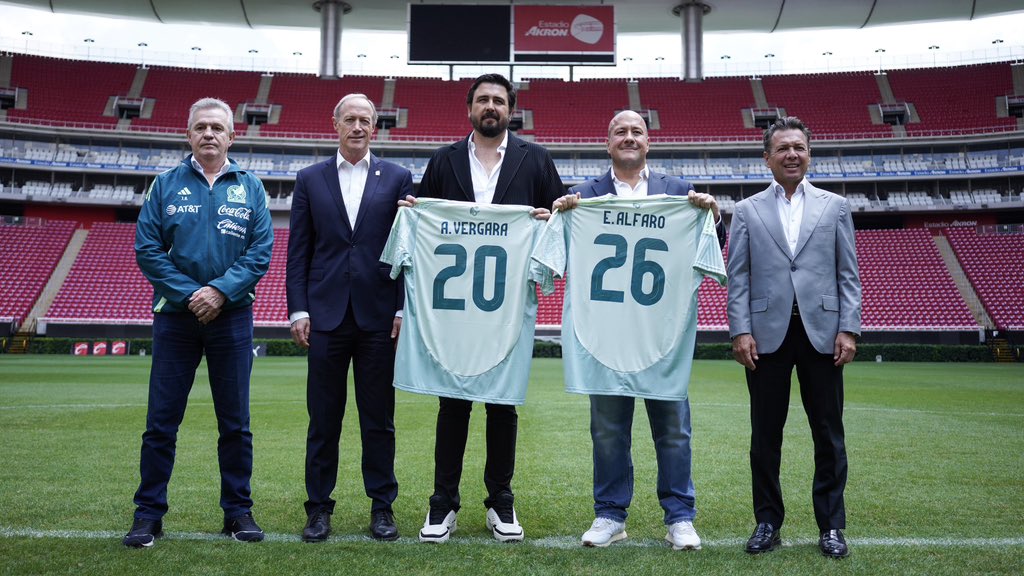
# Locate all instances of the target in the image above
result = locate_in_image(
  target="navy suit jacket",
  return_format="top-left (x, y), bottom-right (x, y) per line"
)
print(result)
top-left (569, 169), bottom-right (727, 247)
top-left (417, 132), bottom-right (564, 209)
top-left (286, 153), bottom-right (413, 332)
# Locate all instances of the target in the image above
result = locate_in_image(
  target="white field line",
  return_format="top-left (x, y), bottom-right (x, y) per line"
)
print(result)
top-left (699, 402), bottom-right (1024, 419)
top-left (1, 526), bottom-right (1022, 548)
top-left (2, 400), bottom-right (1020, 419)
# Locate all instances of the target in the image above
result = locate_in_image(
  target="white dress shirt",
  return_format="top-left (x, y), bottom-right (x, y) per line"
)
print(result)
top-left (468, 131), bottom-right (508, 204)
top-left (338, 150), bottom-right (370, 227)
top-left (772, 178), bottom-right (808, 256)
top-left (610, 165), bottom-right (650, 198)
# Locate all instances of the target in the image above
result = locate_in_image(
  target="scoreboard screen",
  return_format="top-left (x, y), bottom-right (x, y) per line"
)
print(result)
top-left (408, 5), bottom-right (512, 64)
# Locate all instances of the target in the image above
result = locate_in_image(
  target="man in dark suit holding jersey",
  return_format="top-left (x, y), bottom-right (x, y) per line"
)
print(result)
top-left (553, 109), bottom-right (724, 550)
top-left (410, 73), bottom-right (564, 543)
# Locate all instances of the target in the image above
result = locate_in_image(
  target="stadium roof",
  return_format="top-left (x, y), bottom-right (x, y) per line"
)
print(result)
top-left (5, 0), bottom-right (1024, 33)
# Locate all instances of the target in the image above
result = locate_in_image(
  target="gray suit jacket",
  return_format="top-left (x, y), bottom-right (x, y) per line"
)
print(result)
top-left (726, 182), bottom-right (861, 355)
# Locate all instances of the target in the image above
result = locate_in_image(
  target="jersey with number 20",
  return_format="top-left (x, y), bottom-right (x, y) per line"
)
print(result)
top-left (381, 198), bottom-right (549, 405)
top-left (532, 194), bottom-right (727, 401)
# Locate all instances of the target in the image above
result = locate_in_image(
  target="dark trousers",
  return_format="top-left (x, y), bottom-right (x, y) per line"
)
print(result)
top-left (431, 398), bottom-right (518, 512)
top-left (304, 310), bottom-right (397, 515)
top-left (746, 314), bottom-right (847, 531)
top-left (133, 307), bottom-right (255, 521)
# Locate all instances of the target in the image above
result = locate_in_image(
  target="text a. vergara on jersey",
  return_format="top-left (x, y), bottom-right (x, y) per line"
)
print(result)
top-left (439, 221), bottom-right (510, 236)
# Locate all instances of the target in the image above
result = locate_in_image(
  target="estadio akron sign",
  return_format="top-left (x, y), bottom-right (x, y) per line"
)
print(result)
top-left (514, 5), bottom-right (615, 64)
top-left (407, 4), bottom-right (615, 65)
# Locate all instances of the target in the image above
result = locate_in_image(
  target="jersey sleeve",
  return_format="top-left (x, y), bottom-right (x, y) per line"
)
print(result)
top-left (529, 208), bottom-right (567, 296)
top-left (693, 208), bottom-right (727, 286)
top-left (381, 205), bottom-right (415, 279)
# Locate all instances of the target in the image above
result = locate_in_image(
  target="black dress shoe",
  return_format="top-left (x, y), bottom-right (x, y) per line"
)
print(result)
top-left (302, 509), bottom-right (332, 543)
top-left (370, 509), bottom-right (399, 541)
top-left (819, 529), bottom-right (850, 558)
top-left (745, 522), bottom-right (781, 554)
top-left (123, 518), bottom-right (163, 548)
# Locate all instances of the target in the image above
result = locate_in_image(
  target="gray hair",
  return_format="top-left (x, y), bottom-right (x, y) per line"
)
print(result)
top-left (187, 97), bottom-right (234, 132)
top-left (333, 93), bottom-right (378, 125)
top-left (763, 116), bottom-right (811, 153)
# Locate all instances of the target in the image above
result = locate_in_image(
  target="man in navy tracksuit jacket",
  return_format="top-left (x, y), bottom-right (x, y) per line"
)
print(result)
top-left (124, 97), bottom-right (273, 548)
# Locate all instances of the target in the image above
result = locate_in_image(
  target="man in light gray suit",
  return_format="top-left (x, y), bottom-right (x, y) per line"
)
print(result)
top-left (727, 116), bottom-right (861, 559)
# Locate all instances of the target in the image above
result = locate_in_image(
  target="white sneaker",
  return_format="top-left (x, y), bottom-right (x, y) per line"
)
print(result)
top-left (665, 520), bottom-right (701, 550)
top-left (582, 517), bottom-right (627, 547)
top-left (418, 509), bottom-right (457, 543)
top-left (486, 506), bottom-right (524, 542)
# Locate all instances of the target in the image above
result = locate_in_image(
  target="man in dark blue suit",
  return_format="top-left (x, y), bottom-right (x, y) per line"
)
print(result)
top-left (553, 110), bottom-right (724, 551)
top-left (411, 73), bottom-right (564, 543)
top-left (286, 93), bottom-right (413, 542)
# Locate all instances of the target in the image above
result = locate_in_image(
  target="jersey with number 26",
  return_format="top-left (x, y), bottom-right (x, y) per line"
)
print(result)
top-left (533, 194), bottom-right (727, 401)
top-left (381, 198), bottom-right (549, 405)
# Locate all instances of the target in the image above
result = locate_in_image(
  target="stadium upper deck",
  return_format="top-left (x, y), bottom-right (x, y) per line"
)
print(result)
top-left (1, 54), bottom-right (1022, 216)
top-left (1, 54), bottom-right (1020, 144)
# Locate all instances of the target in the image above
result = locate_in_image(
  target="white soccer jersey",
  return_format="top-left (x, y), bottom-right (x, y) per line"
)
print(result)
top-left (381, 198), bottom-right (549, 405)
top-left (532, 194), bottom-right (727, 400)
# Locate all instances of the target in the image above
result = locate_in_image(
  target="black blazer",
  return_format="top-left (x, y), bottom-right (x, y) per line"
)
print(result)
top-left (286, 153), bottom-right (413, 332)
top-left (417, 132), bottom-right (564, 209)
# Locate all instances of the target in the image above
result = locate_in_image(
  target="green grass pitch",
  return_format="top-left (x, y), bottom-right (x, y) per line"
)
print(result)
top-left (0, 355), bottom-right (1021, 575)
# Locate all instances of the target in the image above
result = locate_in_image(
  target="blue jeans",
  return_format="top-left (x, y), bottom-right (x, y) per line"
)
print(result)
top-left (132, 307), bottom-right (255, 521)
top-left (590, 394), bottom-right (696, 525)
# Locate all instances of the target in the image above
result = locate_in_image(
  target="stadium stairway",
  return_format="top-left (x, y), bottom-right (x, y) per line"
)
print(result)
top-left (6, 326), bottom-right (32, 354)
top-left (986, 337), bottom-right (1018, 362)
top-left (931, 234), bottom-right (993, 327)
top-left (23, 225), bottom-right (89, 327)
